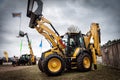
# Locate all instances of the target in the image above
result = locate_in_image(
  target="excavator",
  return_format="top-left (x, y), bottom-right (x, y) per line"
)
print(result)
top-left (17, 31), bottom-right (36, 65)
top-left (26, 0), bottom-right (101, 76)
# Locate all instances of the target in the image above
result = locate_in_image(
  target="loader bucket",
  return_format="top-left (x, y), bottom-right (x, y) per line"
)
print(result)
top-left (27, 0), bottom-right (43, 17)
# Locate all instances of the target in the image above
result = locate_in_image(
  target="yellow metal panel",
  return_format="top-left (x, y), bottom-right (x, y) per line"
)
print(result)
top-left (90, 45), bottom-right (97, 65)
top-left (73, 48), bottom-right (80, 57)
top-left (90, 23), bottom-right (101, 56)
top-left (44, 47), bottom-right (64, 58)
top-left (45, 51), bottom-right (53, 58)
top-left (84, 36), bottom-right (90, 48)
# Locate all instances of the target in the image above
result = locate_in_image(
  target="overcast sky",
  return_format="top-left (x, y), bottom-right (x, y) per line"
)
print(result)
top-left (0, 0), bottom-right (120, 57)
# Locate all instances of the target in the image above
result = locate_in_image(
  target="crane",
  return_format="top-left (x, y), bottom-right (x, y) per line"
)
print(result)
top-left (17, 31), bottom-right (36, 65)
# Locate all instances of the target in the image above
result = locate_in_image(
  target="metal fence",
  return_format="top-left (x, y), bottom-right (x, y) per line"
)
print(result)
top-left (101, 41), bottom-right (120, 69)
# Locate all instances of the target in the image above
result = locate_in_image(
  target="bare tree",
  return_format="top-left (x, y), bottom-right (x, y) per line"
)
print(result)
top-left (67, 25), bottom-right (80, 33)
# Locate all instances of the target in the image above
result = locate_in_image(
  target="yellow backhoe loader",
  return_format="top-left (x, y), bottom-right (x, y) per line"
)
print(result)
top-left (26, 0), bottom-right (101, 76)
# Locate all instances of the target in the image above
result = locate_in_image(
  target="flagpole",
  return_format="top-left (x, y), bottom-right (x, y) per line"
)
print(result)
top-left (12, 12), bottom-right (22, 57)
top-left (40, 46), bottom-right (42, 57)
top-left (39, 38), bottom-right (43, 57)
top-left (19, 13), bottom-right (22, 56)
top-left (20, 39), bottom-right (21, 56)
top-left (19, 13), bottom-right (21, 31)
top-left (41, 38), bottom-right (42, 57)
top-left (20, 39), bottom-right (22, 56)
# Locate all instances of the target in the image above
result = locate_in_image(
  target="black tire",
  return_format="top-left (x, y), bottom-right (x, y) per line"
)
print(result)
top-left (66, 58), bottom-right (71, 71)
top-left (43, 54), bottom-right (65, 76)
top-left (77, 52), bottom-right (92, 71)
top-left (32, 62), bottom-right (36, 65)
top-left (38, 58), bottom-right (44, 72)
top-left (0, 61), bottom-right (3, 65)
top-left (17, 61), bottom-right (20, 66)
top-left (28, 59), bottom-right (32, 65)
top-left (66, 64), bottom-right (71, 71)
top-left (32, 60), bottom-right (36, 65)
top-left (32, 57), bottom-right (37, 65)
top-left (94, 64), bottom-right (97, 70)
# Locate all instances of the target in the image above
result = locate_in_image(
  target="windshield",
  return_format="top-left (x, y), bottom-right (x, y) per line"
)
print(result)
top-left (62, 34), bottom-right (68, 46)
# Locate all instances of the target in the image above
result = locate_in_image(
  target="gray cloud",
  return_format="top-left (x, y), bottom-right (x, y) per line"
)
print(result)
top-left (0, 0), bottom-right (120, 57)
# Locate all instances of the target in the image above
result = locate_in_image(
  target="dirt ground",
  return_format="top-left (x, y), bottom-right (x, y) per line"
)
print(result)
top-left (0, 65), bottom-right (31, 72)
top-left (0, 64), bottom-right (120, 80)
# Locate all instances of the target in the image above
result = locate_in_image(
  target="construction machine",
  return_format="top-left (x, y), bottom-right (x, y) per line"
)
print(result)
top-left (17, 31), bottom-right (36, 65)
top-left (26, 0), bottom-right (101, 76)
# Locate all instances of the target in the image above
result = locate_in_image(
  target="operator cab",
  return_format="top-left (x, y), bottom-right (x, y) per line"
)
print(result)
top-left (62, 32), bottom-right (86, 57)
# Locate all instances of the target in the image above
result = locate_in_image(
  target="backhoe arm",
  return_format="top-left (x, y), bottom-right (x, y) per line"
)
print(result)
top-left (90, 23), bottom-right (101, 56)
top-left (84, 23), bottom-right (101, 56)
top-left (84, 23), bottom-right (101, 69)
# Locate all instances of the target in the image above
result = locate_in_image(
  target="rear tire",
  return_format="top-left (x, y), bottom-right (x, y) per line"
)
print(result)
top-left (43, 54), bottom-right (65, 76)
top-left (66, 58), bottom-right (71, 71)
top-left (77, 52), bottom-right (92, 71)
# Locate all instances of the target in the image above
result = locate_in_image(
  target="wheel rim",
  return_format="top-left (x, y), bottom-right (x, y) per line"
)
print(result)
top-left (83, 57), bottom-right (90, 69)
top-left (48, 58), bottom-right (61, 72)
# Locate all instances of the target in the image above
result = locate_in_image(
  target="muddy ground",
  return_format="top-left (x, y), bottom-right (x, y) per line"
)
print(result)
top-left (0, 64), bottom-right (120, 80)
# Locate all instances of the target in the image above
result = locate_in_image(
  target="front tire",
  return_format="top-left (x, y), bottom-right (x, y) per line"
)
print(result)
top-left (77, 52), bottom-right (92, 71)
top-left (38, 58), bottom-right (44, 72)
top-left (43, 54), bottom-right (65, 76)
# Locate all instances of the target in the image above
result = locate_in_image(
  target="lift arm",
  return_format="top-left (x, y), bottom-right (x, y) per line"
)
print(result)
top-left (26, 0), bottom-right (66, 57)
top-left (35, 17), bottom-right (65, 49)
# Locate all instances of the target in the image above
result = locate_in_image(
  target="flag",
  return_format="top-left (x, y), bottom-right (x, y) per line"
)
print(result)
top-left (29, 40), bottom-right (32, 45)
top-left (12, 13), bottom-right (21, 17)
top-left (39, 40), bottom-right (42, 48)
top-left (4, 51), bottom-right (8, 62)
top-left (50, 43), bottom-right (52, 47)
top-left (20, 40), bottom-right (22, 51)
